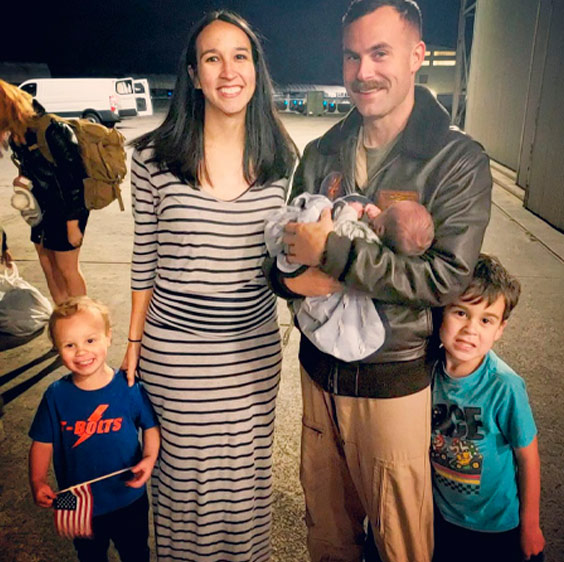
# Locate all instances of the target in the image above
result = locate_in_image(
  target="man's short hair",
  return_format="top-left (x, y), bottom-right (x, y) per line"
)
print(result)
top-left (342, 0), bottom-right (423, 38)
top-left (48, 296), bottom-right (112, 344)
top-left (460, 254), bottom-right (521, 321)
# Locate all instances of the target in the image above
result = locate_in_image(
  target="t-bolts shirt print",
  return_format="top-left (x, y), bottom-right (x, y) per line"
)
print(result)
top-left (29, 370), bottom-right (157, 516)
top-left (60, 404), bottom-right (124, 448)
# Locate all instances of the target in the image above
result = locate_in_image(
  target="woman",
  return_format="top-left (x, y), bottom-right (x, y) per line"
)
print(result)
top-left (0, 80), bottom-right (88, 305)
top-left (121, 10), bottom-right (297, 561)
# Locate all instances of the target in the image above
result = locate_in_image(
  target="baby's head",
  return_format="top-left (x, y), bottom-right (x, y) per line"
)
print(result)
top-left (371, 200), bottom-right (434, 256)
top-left (48, 297), bottom-right (112, 379)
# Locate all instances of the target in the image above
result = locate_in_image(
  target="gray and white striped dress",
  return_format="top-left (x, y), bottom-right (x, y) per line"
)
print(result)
top-left (131, 147), bottom-right (287, 561)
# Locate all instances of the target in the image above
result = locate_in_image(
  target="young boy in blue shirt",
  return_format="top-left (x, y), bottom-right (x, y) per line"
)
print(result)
top-left (432, 254), bottom-right (545, 562)
top-left (28, 296), bottom-right (160, 561)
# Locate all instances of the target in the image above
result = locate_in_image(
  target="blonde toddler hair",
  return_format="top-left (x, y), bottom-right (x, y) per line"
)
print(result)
top-left (48, 296), bottom-right (111, 345)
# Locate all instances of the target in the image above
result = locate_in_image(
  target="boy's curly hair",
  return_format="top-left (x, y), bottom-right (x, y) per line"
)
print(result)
top-left (460, 253), bottom-right (521, 321)
top-left (48, 296), bottom-right (112, 345)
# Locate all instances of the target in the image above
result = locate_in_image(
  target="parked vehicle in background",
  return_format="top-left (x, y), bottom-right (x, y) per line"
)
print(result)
top-left (133, 78), bottom-right (153, 117)
top-left (113, 77), bottom-right (137, 119)
top-left (18, 77), bottom-right (152, 126)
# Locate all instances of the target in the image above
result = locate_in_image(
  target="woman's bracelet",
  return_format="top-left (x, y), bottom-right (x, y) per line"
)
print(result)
top-left (128, 338), bottom-right (142, 343)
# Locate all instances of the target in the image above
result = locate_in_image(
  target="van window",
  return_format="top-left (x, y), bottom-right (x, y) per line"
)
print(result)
top-left (134, 83), bottom-right (146, 94)
top-left (21, 83), bottom-right (37, 97)
top-left (115, 80), bottom-right (133, 95)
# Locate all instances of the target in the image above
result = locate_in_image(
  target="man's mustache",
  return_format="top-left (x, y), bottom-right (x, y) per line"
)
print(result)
top-left (350, 80), bottom-right (388, 93)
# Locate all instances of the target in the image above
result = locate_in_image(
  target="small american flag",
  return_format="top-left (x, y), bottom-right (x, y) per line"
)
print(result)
top-left (53, 483), bottom-right (93, 539)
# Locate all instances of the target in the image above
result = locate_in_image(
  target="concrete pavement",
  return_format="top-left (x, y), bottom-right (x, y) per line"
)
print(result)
top-left (1, 111), bottom-right (563, 561)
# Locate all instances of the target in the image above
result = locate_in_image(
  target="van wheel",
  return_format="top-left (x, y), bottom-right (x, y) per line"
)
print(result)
top-left (83, 111), bottom-right (101, 123)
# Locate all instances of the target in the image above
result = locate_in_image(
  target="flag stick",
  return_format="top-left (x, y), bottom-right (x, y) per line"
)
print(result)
top-left (57, 467), bottom-right (133, 494)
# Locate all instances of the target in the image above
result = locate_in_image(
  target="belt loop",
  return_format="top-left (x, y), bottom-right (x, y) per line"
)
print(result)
top-left (354, 364), bottom-right (360, 396)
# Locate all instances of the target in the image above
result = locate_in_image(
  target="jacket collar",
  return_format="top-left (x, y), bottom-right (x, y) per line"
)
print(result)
top-left (317, 86), bottom-right (452, 160)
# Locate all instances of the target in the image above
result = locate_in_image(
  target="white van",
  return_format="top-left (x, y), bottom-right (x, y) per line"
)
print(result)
top-left (18, 77), bottom-right (151, 126)
top-left (133, 78), bottom-right (153, 117)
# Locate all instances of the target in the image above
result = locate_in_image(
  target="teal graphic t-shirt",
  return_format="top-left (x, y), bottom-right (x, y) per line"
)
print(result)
top-left (431, 351), bottom-right (537, 532)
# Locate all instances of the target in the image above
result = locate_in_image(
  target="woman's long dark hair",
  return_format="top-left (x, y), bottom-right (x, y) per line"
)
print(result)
top-left (133, 10), bottom-right (297, 186)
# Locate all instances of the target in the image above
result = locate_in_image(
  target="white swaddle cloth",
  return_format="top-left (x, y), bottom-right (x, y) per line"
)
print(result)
top-left (264, 193), bottom-right (386, 361)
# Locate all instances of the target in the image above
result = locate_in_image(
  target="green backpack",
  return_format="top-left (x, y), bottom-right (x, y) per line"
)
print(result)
top-left (29, 114), bottom-right (127, 211)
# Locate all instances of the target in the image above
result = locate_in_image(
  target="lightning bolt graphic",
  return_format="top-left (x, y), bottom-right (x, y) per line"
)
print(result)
top-left (72, 404), bottom-right (110, 448)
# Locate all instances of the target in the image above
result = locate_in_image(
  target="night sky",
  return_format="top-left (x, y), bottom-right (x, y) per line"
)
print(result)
top-left (4, 0), bottom-right (459, 84)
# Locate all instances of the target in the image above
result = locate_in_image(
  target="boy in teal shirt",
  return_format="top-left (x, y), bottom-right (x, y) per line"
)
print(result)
top-left (432, 254), bottom-right (544, 561)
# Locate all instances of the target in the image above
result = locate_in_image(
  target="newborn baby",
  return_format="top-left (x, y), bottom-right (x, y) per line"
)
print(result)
top-left (265, 193), bottom-right (434, 361)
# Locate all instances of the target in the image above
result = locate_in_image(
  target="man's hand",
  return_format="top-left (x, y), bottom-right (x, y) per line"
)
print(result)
top-left (31, 481), bottom-right (56, 508)
top-left (283, 208), bottom-right (333, 266)
top-left (66, 220), bottom-right (83, 248)
top-left (284, 267), bottom-right (342, 297)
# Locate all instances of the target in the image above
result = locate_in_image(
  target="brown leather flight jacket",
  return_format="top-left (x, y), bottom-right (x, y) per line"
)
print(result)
top-left (267, 86), bottom-right (492, 397)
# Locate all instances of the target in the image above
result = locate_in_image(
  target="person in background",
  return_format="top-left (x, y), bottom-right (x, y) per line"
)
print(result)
top-left (0, 224), bottom-right (14, 267)
top-left (0, 79), bottom-right (88, 305)
top-left (121, 10), bottom-right (297, 561)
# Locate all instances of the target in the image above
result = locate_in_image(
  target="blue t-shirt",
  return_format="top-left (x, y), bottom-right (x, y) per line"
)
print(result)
top-left (431, 350), bottom-right (537, 532)
top-left (29, 370), bottom-right (158, 516)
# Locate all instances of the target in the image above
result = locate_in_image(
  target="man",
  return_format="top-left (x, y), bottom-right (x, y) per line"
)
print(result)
top-left (267, 1), bottom-right (493, 561)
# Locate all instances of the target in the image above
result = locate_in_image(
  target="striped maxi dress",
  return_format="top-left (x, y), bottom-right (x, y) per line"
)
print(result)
top-left (130, 147), bottom-right (288, 561)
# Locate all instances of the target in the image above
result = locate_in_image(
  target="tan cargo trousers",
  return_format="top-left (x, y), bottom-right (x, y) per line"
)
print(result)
top-left (300, 368), bottom-right (433, 562)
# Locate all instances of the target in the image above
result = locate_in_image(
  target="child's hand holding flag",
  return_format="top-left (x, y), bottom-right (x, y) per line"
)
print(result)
top-left (53, 483), bottom-right (93, 539)
top-left (53, 467), bottom-right (132, 539)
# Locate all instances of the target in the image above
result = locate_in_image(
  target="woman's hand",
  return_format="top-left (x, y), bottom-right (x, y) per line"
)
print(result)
top-left (1, 248), bottom-right (13, 267)
top-left (121, 341), bottom-right (141, 387)
top-left (0, 131), bottom-right (10, 158)
top-left (66, 220), bottom-right (83, 248)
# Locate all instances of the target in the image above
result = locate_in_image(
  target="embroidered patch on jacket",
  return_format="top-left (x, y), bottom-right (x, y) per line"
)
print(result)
top-left (377, 190), bottom-right (419, 209)
top-left (320, 172), bottom-right (345, 201)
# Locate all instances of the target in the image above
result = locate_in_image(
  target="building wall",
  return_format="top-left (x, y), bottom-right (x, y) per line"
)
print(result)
top-left (416, 46), bottom-right (457, 96)
top-left (465, 0), bottom-right (538, 170)
top-left (523, 0), bottom-right (564, 231)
